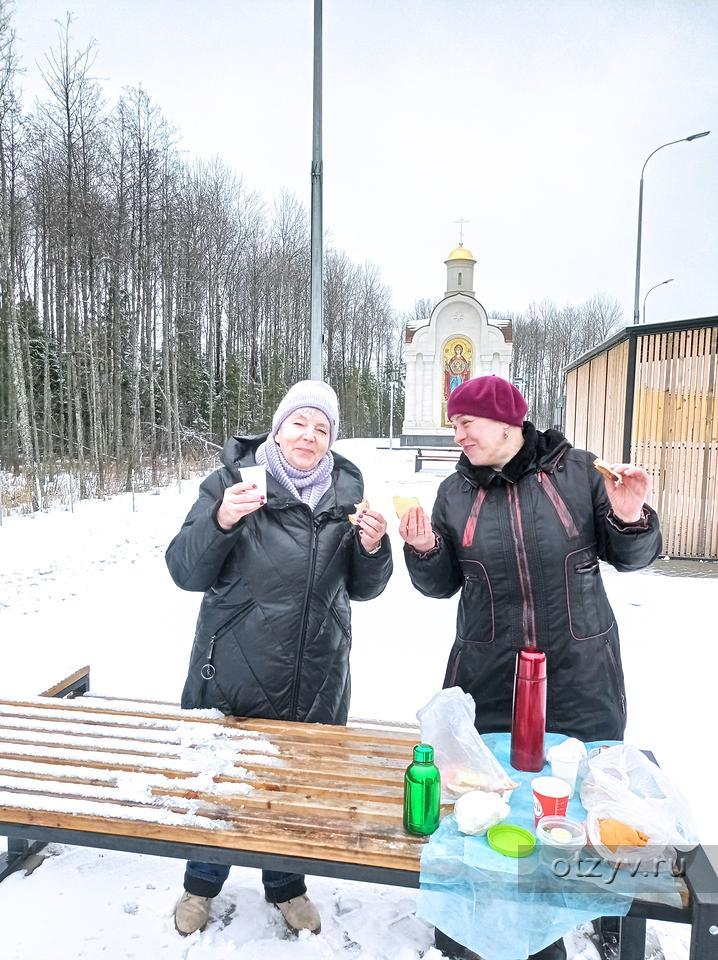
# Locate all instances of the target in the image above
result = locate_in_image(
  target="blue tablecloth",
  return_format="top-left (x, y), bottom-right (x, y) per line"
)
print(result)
top-left (416, 732), bottom-right (685, 960)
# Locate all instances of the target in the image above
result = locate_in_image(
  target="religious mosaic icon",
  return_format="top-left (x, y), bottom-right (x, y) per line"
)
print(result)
top-left (442, 337), bottom-right (473, 426)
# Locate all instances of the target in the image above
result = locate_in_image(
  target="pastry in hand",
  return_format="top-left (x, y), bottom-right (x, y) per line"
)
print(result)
top-left (392, 495), bottom-right (420, 518)
top-left (598, 817), bottom-right (649, 851)
top-left (348, 499), bottom-right (369, 525)
top-left (593, 458), bottom-right (623, 484)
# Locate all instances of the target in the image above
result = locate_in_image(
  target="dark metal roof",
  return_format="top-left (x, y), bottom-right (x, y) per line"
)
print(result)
top-left (564, 315), bottom-right (718, 373)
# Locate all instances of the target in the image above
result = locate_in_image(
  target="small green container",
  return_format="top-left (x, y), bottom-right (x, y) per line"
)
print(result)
top-left (486, 823), bottom-right (536, 858)
top-left (403, 743), bottom-right (441, 836)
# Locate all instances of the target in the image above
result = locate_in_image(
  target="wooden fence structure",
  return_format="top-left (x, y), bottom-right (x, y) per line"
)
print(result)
top-left (563, 317), bottom-right (718, 560)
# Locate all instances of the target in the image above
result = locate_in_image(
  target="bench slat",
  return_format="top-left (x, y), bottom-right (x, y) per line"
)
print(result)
top-left (0, 717), bottom-right (415, 765)
top-left (38, 666), bottom-right (91, 699)
top-left (0, 700), bottom-right (420, 746)
top-left (0, 801), bottom-right (423, 872)
top-left (0, 732), bottom-right (409, 777)
top-left (0, 761), bottom-right (406, 802)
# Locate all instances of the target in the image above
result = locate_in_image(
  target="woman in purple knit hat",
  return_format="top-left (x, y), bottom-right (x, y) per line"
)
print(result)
top-left (166, 380), bottom-right (392, 939)
top-left (399, 374), bottom-right (661, 960)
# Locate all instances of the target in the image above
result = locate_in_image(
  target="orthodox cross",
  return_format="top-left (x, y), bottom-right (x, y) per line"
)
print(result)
top-left (454, 217), bottom-right (469, 244)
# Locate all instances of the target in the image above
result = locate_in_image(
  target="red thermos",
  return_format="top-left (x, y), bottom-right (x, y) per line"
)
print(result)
top-left (510, 648), bottom-right (547, 772)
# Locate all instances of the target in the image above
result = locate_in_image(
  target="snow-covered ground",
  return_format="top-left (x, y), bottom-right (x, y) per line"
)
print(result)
top-left (0, 439), bottom-right (714, 960)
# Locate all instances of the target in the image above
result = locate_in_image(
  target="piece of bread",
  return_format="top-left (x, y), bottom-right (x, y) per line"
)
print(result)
top-left (598, 818), bottom-right (649, 852)
top-left (392, 495), bottom-right (420, 518)
top-left (348, 499), bottom-right (369, 525)
top-left (593, 457), bottom-right (623, 484)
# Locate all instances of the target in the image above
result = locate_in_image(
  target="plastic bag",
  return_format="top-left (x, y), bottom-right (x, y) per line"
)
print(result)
top-left (580, 744), bottom-right (698, 866)
top-left (454, 790), bottom-right (510, 835)
top-left (417, 687), bottom-right (516, 802)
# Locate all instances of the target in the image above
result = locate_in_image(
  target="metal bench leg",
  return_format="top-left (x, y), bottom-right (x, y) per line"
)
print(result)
top-left (616, 915), bottom-right (646, 960)
top-left (0, 838), bottom-right (45, 883)
top-left (0, 668), bottom-right (93, 883)
top-left (689, 901), bottom-right (718, 960)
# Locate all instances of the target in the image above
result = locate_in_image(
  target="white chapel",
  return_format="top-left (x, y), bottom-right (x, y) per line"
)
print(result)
top-left (400, 242), bottom-right (513, 446)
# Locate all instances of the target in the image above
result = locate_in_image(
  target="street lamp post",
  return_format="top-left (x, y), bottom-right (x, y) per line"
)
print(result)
top-left (632, 131), bottom-right (709, 325)
top-left (642, 278), bottom-right (674, 324)
top-left (309, 0), bottom-right (323, 378)
top-left (388, 381), bottom-right (397, 450)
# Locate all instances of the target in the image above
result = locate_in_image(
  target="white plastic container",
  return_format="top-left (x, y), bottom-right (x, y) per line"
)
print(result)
top-left (536, 815), bottom-right (587, 868)
top-left (240, 465), bottom-right (267, 499)
top-left (546, 738), bottom-right (586, 797)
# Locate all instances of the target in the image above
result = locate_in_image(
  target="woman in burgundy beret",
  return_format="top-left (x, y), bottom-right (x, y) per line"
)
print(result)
top-left (399, 374), bottom-right (661, 960)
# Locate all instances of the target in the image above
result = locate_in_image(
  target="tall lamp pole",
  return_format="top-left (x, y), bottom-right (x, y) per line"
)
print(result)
top-left (642, 278), bottom-right (674, 324)
top-left (309, 0), bottom-right (323, 378)
top-left (632, 130), bottom-right (709, 325)
top-left (388, 381), bottom-right (397, 450)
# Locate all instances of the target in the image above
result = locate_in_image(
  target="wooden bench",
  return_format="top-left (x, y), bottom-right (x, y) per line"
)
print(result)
top-left (414, 448), bottom-right (461, 472)
top-left (0, 667), bottom-right (426, 888)
top-left (1, 668), bottom-right (717, 960)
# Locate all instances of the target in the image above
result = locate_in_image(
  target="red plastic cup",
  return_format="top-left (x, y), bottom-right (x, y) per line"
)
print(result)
top-left (531, 776), bottom-right (570, 826)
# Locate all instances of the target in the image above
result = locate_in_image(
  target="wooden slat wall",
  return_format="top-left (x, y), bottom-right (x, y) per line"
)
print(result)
top-left (565, 321), bottom-right (717, 558)
top-left (705, 328), bottom-right (718, 558)
top-left (573, 363), bottom-right (591, 451)
top-left (586, 352), bottom-right (608, 454)
top-left (564, 342), bottom-right (627, 461)
top-left (603, 341), bottom-right (629, 463)
top-left (630, 325), bottom-right (717, 558)
top-left (564, 368), bottom-right (578, 443)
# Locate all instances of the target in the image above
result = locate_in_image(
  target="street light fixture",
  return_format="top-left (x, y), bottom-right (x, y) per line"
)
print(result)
top-left (388, 381), bottom-right (399, 450)
top-left (642, 278), bottom-right (674, 324)
top-left (632, 130), bottom-right (710, 325)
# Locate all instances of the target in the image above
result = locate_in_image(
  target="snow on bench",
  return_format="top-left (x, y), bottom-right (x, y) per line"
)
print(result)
top-left (0, 677), bottom-right (427, 881)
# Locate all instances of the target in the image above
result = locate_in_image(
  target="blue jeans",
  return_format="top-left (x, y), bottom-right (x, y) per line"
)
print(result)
top-left (184, 859), bottom-right (306, 904)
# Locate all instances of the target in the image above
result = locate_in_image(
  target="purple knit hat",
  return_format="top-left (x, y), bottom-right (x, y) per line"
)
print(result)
top-left (271, 380), bottom-right (340, 445)
top-left (447, 375), bottom-right (528, 426)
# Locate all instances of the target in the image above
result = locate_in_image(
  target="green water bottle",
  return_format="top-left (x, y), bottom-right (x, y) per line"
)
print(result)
top-left (403, 743), bottom-right (441, 835)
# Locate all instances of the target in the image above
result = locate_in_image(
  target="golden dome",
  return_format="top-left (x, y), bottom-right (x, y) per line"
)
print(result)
top-left (446, 244), bottom-right (475, 262)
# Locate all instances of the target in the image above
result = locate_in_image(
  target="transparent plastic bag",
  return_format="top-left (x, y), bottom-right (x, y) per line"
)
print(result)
top-left (580, 744), bottom-right (698, 866)
top-left (417, 687), bottom-right (517, 802)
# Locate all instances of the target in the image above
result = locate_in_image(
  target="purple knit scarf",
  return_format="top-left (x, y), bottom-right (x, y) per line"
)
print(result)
top-left (255, 435), bottom-right (334, 511)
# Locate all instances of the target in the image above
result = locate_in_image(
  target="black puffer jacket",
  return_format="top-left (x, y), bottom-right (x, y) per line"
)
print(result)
top-left (167, 435), bottom-right (392, 723)
top-left (405, 425), bottom-right (661, 742)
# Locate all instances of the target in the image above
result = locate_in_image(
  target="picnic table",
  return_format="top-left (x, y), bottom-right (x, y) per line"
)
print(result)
top-left (0, 667), bottom-right (716, 960)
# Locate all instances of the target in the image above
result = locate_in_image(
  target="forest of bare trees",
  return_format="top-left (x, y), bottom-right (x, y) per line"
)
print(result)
top-left (1, 8), bottom-right (621, 514)
top-left (0, 10), bottom-right (403, 510)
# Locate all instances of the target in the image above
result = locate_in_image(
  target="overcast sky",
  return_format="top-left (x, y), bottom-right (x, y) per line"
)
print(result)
top-left (12, 0), bottom-right (718, 325)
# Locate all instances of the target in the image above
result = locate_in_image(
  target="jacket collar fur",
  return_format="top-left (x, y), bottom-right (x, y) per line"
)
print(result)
top-left (456, 422), bottom-right (571, 489)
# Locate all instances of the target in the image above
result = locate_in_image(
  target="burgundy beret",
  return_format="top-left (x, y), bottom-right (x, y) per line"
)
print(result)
top-left (447, 375), bottom-right (528, 426)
